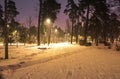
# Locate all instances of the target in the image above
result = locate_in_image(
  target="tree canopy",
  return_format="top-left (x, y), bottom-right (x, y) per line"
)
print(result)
top-left (65, 0), bottom-right (120, 45)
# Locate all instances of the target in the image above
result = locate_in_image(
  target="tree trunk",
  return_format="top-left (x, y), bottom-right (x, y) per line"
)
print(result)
top-left (76, 27), bottom-right (78, 44)
top-left (110, 35), bottom-right (114, 44)
top-left (103, 32), bottom-right (107, 46)
top-left (95, 37), bottom-right (99, 46)
top-left (84, 3), bottom-right (90, 43)
top-left (37, 0), bottom-right (42, 45)
top-left (71, 19), bottom-right (74, 44)
top-left (48, 26), bottom-right (51, 45)
top-left (76, 16), bottom-right (79, 44)
top-left (4, 0), bottom-right (8, 59)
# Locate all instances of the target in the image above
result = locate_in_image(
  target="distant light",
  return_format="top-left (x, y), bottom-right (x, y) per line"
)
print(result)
top-left (7, 24), bottom-right (9, 28)
top-left (55, 29), bottom-right (58, 33)
top-left (46, 18), bottom-right (51, 24)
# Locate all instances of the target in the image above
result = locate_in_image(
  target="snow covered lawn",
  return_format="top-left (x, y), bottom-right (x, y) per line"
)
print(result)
top-left (0, 43), bottom-right (120, 79)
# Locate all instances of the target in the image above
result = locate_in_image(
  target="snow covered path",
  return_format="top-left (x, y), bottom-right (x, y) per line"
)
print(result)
top-left (1, 43), bottom-right (120, 79)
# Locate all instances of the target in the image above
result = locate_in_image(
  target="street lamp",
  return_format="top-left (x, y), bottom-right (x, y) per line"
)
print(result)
top-left (55, 29), bottom-right (58, 43)
top-left (46, 18), bottom-right (51, 45)
top-left (46, 18), bottom-right (51, 24)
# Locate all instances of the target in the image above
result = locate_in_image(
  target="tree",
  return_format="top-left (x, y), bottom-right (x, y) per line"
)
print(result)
top-left (18, 26), bottom-right (28, 45)
top-left (78, 0), bottom-right (102, 43)
top-left (42, 0), bottom-right (61, 22)
top-left (7, 0), bottom-right (19, 20)
top-left (37, 0), bottom-right (61, 45)
top-left (57, 27), bottom-right (64, 38)
top-left (85, 0), bottom-right (109, 45)
top-left (4, 0), bottom-right (9, 59)
top-left (64, 0), bottom-right (78, 44)
top-left (74, 23), bottom-right (80, 43)
top-left (54, 26), bottom-right (65, 42)
top-left (65, 19), bottom-right (71, 34)
top-left (7, 0), bottom-right (19, 45)
top-left (3, 0), bottom-right (19, 59)
top-left (95, 1), bottom-right (110, 44)
top-left (78, 0), bottom-right (111, 45)
top-left (114, 0), bottom-right (120, 6)
top-left (29, 26), bottom-right (37, 43)
top-left (108, 13), bottom-right (120, 43)
top-left (26, 16), bottom-right (33, 43)
top-left (0, 4), bottom-right (3, 26)
top-left (8, 20), bottom-right (19, 44)
top-left (108, 0), bottom-right (120, 44)
top-left (0, 4), bottom-right (4, 43)
top-left (3, 0), bottom-right (19, 45)
top-left (78, 0), bottom-right (91, 43)
top-left (37, 0), bottom-right (42, 45)
top-left (0, 4), bottom-right (4, 32)
top-left (89, 15), bottom-right (102, 46)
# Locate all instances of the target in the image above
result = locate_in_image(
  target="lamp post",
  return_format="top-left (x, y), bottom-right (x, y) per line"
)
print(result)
top-left (46, 18), bottom-right (51, 45)
top-left (55, 28), bottom-right (58, 43)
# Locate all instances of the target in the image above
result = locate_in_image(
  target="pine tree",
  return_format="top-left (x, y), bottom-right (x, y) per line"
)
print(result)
top-left (0, 4), bottom-right (4, 29)
top-left (7, 0), bottom-right (19, 21)
top-left (37, 0), bottom-right (42, 45)
top-left (37, 0), bottom-right (61, 45)
top-left (3, 0), bottom-right (19, 59)
top-left (42, 0), bottom-right (61, 22)
top-left (4, 0), bottom-right (9, 59)
top-left (64, 0), bottom-right (78, 44)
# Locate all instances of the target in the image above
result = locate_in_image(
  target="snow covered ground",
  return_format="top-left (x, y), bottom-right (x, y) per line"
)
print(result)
top-left (0, 42), bottom-right (120, 79)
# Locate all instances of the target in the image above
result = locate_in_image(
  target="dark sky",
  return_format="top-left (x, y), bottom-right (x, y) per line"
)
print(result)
top-left (0, 0), bottom-right (68, 30)
top-left (1, 0), bottom-right (119, 30)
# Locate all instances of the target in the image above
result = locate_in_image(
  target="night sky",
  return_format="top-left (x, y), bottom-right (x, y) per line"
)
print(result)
top-left (0, 0), bottom-right (119, 30)
top-left (0, 0), bottom-right (68, 30)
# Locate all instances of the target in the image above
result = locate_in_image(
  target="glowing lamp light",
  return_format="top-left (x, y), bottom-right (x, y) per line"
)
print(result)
top-left (7, 24), bottom-right (9, 28)
top-left (55, 29), bottom-right (58, 33)
top-left (46, 18), bottom-right (51, 24)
